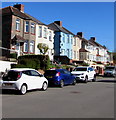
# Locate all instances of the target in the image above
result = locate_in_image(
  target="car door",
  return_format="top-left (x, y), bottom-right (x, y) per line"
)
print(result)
top-left (22, 70), bottom-right (34, 90)
top-left (63, 70), bottom-right (72, 84)
top-left (30, 70), bottom-right (43, 89)
top-left (88, 67), bottom-right (94, 79)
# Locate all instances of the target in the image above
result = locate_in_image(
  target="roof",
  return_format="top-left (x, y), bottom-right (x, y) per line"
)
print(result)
top-left (2, 6), bottom-right (45, 25)
top-left (89, 39), bottom-right (107, 49)
top-left (11, 35), bottom-right (25, 42)
top-left (48, 23), bottom-right (74, 35)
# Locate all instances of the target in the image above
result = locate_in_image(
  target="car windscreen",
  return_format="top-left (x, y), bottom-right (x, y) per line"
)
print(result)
top-left (73, 68), bottom-right (87, 71)
top-left (44, 70), bottom-right (57, 76)
top-left (105, 67), bottom-right (115, 70)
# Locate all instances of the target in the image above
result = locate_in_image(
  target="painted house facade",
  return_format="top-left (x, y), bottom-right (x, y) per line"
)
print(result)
top-left (72, 33), bottom-right (82, 63)
top-left (48, 21), bottom-right (74, 64)
top-left (35, 24), bottom-right (54, 61)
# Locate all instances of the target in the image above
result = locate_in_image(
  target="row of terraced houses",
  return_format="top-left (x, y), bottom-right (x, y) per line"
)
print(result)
top-left (1, 4), bottom-right (113, 68)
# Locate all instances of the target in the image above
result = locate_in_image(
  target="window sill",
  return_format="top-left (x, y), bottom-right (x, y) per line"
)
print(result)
top-left (31, 33), bottom-right (35, 35)
top-left (23, 52), bottom-right (28, 54)
top-left (16, 30), bottom-right (20, 32)
top-left (24, 32), bottom-right (29, 34)
top-left (44, 37), bottom-right (47, 39)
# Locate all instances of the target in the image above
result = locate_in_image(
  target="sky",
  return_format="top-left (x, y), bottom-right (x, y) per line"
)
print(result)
top-left (1, 2), bottom-right (114, 52)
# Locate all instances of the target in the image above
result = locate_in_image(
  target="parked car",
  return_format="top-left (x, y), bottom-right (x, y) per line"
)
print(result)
top-left (71, 67), bottom-right (96, 83)
top-left (104, 66), bottom-right (116, 77)
top-left (44, 69), bottom-right (76, 87)
top-left (1, 68), bottom-right (48, 95)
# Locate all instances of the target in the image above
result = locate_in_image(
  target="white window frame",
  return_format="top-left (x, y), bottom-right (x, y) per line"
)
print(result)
top-left (74, 38), bottom-right (76, 46)
top-left (67, 35), bottom-right (70, 43)
top-left (16, 18), bottom-right (20, 31)
top-left (25, 21), bottom-right (29, 32)
top-left (30, 41), bottom-right (34, 53)
top-left (31, 23), bottom-right (35, 34)
top-left (63, 34), bottom-right (65, 43)
top-left (49, 31), bottom-right (52, 41)
top-left (38, 26), bottom-right (42, 37)
top-left (23, 41), bottom-right (28, 52)
top-left (43, 27), bottom-right (47, 38)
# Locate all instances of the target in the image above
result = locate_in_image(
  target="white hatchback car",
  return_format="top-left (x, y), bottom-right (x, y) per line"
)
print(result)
top-left (1, 68), bottom-right (48, 95)
top-left (71, 67), bottom-right (96, 83)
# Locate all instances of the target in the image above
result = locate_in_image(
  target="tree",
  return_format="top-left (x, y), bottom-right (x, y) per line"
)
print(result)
top-left (37, 43), bottom-right (49, 55)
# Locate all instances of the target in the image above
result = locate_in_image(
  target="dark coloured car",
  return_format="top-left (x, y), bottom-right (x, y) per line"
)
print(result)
top-left (104, 66), bottom-right (116, 77)
top-left (44, 69), bottom-right (76, 87)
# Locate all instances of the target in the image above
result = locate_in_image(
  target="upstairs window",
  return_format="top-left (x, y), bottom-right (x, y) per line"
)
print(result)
top-left (63, 34), bottom-right (65, 43)
top-left (43, 27), bottom-right (47, 38)
top-left (25, 21), bottom-right (29, 33)
top-left (49, 31), bottom-right (52, 41)
top-left (38, 26), bottom-right (42, 37)
top-left (74, 38), bottom-right (76, 46)
top-left (71, 36), bottom-right (73, 44)
top-left (16, 18), bottom-right (20, 31)
top-left (67, 35), bottom-right (70, 43)
top-left (31, 23), bottom-right (35, 34)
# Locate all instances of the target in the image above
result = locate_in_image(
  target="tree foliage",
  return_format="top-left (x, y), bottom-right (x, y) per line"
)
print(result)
top-left (37, 43), bottom-right (49, 55)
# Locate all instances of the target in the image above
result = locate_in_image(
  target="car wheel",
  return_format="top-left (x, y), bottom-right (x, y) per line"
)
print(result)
top-left (60, 80), bottom-right (64, 88)
top-left (20, 84), bottom-right (27, 95)
top-left (72, 79), bottom-right (76, 85)
top-left (92, 75), bottom-right (96, 82)
top-left (84, 76), bottom-right (88, 83)
top-left (41, 82), bottom-right (48, 91)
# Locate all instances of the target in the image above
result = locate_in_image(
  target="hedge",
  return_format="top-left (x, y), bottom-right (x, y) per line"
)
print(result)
top-left (12, 55), bottom-right (50, 70)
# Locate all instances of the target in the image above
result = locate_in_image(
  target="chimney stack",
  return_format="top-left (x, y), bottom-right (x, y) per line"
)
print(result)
top-left (90, 37), bottom-right (96, 42)
top-left (77, 32), bottom-right (83, 38)
top-left (13, 4), bottom-right (24, 13)
top-left (54, 21), bottom-right (62, 27)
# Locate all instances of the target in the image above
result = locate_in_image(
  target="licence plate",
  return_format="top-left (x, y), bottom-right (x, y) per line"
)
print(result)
top-left (3, 83), bottom-right (13, 86)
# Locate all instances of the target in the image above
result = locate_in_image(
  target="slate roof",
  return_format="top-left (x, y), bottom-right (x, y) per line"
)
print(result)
top-left (48, 22), bottom-right (74, 35)
top-left (2, 6), bottom-right (45, 25)
top-left (89, 39), bottom-right (107, 49)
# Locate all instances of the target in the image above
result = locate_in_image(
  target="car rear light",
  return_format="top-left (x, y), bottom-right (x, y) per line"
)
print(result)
top-left (16, 72), bottom-right (22, 80)
top-left (56, 72), bottom-right (60, 77)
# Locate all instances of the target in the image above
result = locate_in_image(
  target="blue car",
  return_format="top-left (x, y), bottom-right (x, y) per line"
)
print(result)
top-left (44, 69), bottom-right (76, 87)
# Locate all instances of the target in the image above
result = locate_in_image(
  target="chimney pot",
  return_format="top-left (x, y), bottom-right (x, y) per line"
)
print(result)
top-left (90, 37), bottom-right (96, 42)
top-left (13, 4), bottom-right (24, 12)
top-left (77, 32), bottom-right (83, 38)
top-left (54, 21), bottom-right (62, 27)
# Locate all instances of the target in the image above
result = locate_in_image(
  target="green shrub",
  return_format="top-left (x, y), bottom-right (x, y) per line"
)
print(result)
top-left (10, 53), bottom-right (17, 59)
top-left (15, 55), bottom-right (50, 70)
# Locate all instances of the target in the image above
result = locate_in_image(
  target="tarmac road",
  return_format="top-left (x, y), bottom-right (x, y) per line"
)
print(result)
top-left (1, 77), bottom-right (115, 118)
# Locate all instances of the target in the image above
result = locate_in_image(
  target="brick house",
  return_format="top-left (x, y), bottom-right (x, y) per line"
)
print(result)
top-left (1, 4), bottom-right (47, 60)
